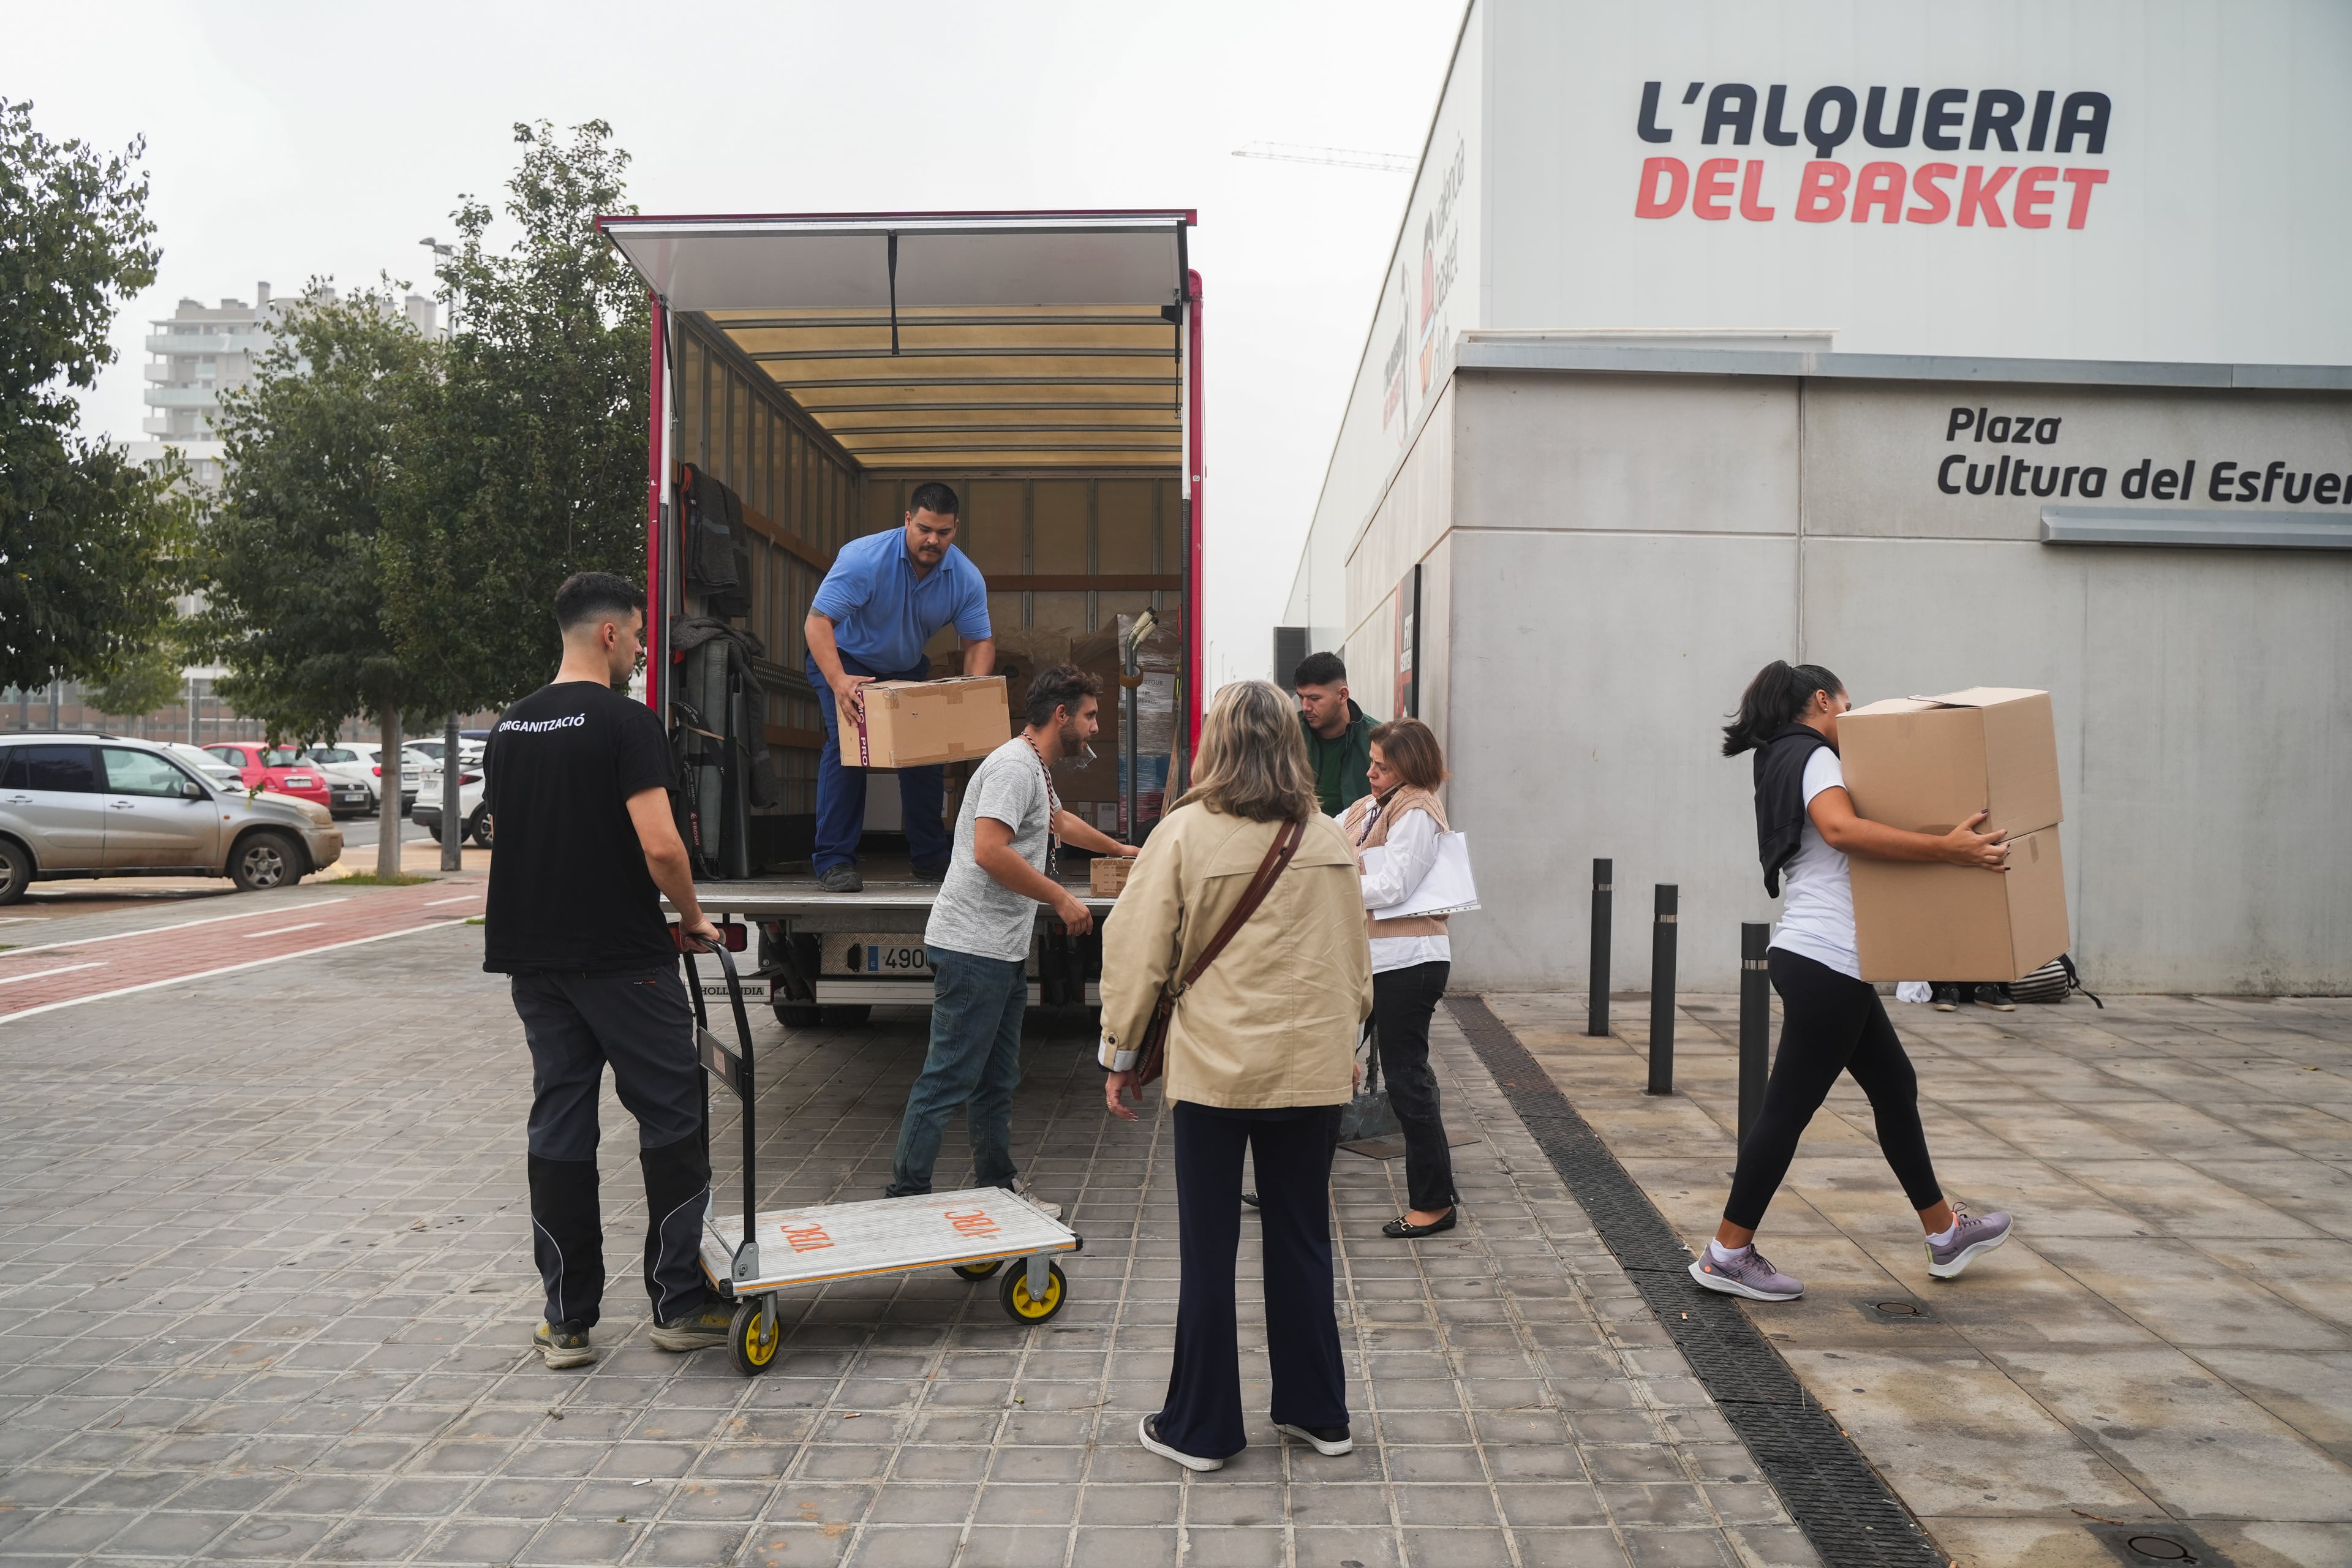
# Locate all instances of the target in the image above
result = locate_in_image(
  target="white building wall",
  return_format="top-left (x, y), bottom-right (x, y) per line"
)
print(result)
top-left (1440, 363), bottom-right (2352, 995)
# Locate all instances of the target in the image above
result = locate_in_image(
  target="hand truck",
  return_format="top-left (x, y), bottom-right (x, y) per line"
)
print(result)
top-left (685, 943), bottom-right (1084, 1376)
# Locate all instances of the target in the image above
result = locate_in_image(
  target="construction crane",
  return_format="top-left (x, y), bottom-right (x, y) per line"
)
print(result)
top-left (1232, 141), bottom-right (1414, 173)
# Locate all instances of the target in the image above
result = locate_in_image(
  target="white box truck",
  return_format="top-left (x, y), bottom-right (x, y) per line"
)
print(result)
top-left (598, 211), bottom-right (1202, 1023)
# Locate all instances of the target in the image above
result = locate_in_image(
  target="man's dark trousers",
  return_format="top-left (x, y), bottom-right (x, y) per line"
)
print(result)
top-left (805, 651), bottom-right (951, 875)
top-left (512, 965), bottom-right (712, 1330)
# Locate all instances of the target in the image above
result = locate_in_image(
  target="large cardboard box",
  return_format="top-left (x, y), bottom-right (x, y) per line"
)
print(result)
top-left (1850, 826), bottom-right (2070, 982)
top-left (1838, 688), bottom-right (2061, 838)
top-left (846, 677), bottom-right (1011, 769)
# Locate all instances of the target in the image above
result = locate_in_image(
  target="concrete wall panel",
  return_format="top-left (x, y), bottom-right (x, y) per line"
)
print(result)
top-left (1457, 372), bottom-right (1798, 537)
top-left (1444, 528), bottom-right (1796, 991)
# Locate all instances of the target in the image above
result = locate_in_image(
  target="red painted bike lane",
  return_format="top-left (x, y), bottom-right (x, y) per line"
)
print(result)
top-left (0, 881), bottom-right (484, 1023)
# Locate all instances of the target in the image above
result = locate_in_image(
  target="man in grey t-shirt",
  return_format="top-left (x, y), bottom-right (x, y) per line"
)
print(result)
top-left (886, 665), bottom-right (1138, 1211)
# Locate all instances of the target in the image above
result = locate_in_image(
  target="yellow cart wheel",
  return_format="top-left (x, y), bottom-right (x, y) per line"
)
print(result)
top-left (728, 1298), bottom-right (779, 1376)
top-left (998, 1261), bottom-right (1068, 1324)
top-left (952, 1260), bottom-right (1003, 1281)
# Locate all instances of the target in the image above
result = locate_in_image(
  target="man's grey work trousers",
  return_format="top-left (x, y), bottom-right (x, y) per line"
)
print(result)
top-left (511, 965), bottom-right (713, 1331)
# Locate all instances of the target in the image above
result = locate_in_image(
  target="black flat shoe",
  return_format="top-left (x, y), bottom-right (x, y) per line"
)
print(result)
top-left (1241, 1191), bottom-right (1260, 1210)
top-left (1382, 1209), bottom-right (1457, 1239)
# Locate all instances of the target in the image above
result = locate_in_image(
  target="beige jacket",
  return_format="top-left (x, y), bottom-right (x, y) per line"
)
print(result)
top-left (1097, 802), bottom-right (1373, 1109)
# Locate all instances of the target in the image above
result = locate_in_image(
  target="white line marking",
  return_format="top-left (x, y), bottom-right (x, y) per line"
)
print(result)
top-left (0, 920), bottom-right (469, 1025)
top-left (0, 962), bottom-right (104, 987)
top-left (421, 894), bottom-right (481, 907)
top-left (243, 922), bottom-right (324, 939)
top-left (0, 898), bottom-right (355, 959)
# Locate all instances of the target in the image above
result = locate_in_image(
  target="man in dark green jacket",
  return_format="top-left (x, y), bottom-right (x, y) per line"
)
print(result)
top-left (1293, 651), bottom-right (1378, 817)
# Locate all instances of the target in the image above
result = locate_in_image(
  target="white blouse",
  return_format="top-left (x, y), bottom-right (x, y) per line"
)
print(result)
top-left (1354, 803), bottom-right (1452, 974)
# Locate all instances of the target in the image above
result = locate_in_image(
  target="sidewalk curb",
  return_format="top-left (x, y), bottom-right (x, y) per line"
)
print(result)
top-left (1445, 993), bottom-right (1947, 1568)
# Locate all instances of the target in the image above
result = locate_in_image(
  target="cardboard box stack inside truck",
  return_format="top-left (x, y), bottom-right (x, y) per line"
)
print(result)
top-left (597, 212), bottom-right (1202, 1025)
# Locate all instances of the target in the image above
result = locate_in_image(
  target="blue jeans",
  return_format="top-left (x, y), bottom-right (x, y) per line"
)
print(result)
top-left (805, 651), bottom-right (950, 875)
top-left (886, 947), bottom-right (1028, 1197)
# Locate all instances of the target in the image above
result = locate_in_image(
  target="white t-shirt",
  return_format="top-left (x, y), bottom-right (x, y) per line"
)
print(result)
top-left (1768, 747), bottom-right (1860, 980)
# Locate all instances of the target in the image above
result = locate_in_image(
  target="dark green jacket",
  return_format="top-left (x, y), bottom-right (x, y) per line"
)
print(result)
top-left (1303, 701), bottom-right (1378, 817)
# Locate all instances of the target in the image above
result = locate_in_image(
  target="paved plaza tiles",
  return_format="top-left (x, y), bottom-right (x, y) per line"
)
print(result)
top-left (0, 900), bottom-right (1812, 1568)
top-left (1491, 987), bottom-right (2352, 1568)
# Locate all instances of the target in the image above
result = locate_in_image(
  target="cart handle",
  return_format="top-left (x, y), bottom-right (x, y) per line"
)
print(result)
top-left (682, 944), bottom-right (761, 1285)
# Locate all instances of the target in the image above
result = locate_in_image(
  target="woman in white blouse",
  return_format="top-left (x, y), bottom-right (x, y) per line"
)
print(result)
top-left (1338, 718), bottom-right (1460, 1238)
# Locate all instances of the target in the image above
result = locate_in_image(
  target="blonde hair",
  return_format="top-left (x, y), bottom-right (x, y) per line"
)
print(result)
top-left (1176, 680), bottom-right (1319, 823)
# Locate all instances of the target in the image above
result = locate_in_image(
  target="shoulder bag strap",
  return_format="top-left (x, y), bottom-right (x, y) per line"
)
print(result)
top-left (1169, 817), bottom-right (1305, 997)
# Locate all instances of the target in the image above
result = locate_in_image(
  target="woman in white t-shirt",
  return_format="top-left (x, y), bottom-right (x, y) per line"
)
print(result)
top-left (1691, 662), bottom-right (2017, 1304)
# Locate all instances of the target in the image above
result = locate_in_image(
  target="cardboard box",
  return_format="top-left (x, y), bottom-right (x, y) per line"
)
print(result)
top-left (846, 677), bottom-right (1010, 769)
top-left (1838, 687), bottom-right (2062, 839)
top-left (1850, 826), bottom-right (2070, 982)
top-left (1088, 856), bottom-right (1133, 897)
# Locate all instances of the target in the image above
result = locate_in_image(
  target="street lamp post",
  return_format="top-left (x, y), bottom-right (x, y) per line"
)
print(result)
top-left (420, 238), bottom-right (464, 873)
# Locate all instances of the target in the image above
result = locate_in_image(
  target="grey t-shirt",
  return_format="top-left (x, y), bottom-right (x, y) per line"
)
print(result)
top-left (925, 736), bottom-right (1053, 963)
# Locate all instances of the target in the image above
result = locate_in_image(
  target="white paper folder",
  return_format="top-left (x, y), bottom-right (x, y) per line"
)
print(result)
top-left (1360, 832), bottom-right (1480, 919)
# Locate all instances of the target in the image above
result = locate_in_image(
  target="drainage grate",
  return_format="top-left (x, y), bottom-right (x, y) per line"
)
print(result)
top-left (1445, 995), bottom-right (1946, 1568)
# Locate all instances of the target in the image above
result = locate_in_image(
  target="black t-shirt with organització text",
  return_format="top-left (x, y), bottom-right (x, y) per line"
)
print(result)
top-left (482, 681), bottom-right (676, 973)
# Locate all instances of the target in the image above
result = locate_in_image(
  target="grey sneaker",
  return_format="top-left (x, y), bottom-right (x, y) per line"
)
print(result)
top-left (1972, 983), bottom-right (2016, 1012)
top-left (1008, 1178), bottom-right (1062, 1221)
top-left (649, 1300), bottom-right (734, 1351)
top-left (1688, 1246), bottom-right (1804, 1302)
top-left (815, 864), bottom-right (864, 893)
top-left (533, 1319), bottom-right (594, 1369)
top-left (1928, 1210), bottom-right (2013, 1279)
top-left (1931, 983), bottom-right (1964, 1012)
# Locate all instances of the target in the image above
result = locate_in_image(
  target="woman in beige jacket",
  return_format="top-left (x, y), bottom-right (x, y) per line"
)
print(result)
top-left (1099, 680), bottom-right (1373, 1473)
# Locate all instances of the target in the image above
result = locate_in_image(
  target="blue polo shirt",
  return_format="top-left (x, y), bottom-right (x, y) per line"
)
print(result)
top-left (809, 529), bottom-right (992, 673)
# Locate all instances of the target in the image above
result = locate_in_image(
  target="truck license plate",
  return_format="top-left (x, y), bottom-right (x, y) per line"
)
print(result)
top-left (821, 933), bottom-right (936, 978)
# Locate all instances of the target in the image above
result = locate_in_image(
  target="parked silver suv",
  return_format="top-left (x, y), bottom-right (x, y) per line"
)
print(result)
top-left (0, 734), bottom-right (344, 904)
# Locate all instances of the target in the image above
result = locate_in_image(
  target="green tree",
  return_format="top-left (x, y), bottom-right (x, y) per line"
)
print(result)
top-left (383, 119), bottom-right (649, 714)
top-left (0, 99), bottom-right (192, 693)
top-left (194, 283), bottom-right (443, 876)
top-left (83, 639), bottom-right (187, 720)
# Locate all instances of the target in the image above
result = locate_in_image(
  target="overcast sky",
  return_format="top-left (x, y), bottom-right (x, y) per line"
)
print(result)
top-left (16, 0), bottom-right (1465, 689)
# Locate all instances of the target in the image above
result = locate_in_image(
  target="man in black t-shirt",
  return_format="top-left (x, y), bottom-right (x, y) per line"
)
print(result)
top-left (484, 572), bottom-right (726, 1370)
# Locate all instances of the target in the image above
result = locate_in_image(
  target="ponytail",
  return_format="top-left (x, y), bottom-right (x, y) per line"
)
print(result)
top-left (1721, 660), bottom-right (1844, 757)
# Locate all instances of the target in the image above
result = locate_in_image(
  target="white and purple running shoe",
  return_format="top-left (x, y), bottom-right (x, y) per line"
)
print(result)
top-left (1928, 1209), bottom-right (2013, 1279)
top-left (1688, 1246), bottom-right (1804, 1302)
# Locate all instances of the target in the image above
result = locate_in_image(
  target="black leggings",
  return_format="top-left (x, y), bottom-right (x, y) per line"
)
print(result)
top-left (1722, 948), bottom-right (1944, 1231)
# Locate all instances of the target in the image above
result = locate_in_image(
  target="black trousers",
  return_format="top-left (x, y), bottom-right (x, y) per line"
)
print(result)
top-left (1373, 962), bottom-right (1456, 1212)
top-left (1159, 1101), bottom-right (1348, 1460)
top-left (511, 965), bottom-right (714, 1330)
top-left (1723, 948), bottom-right (1945, 1231)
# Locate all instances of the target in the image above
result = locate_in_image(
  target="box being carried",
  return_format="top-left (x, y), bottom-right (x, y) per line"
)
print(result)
top-left (1838, 688), bottom-right (2068, 983)
top-left (846, 676), bottom-right (1010, 769)
top-left (1088, 857), bottom-right (1133, 897)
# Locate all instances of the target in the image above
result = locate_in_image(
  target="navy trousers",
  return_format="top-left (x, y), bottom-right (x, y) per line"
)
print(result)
top-left (1158, 1101), bottom-right (1349, 1460)
top-left (805, 651), bottom-right (950, 875)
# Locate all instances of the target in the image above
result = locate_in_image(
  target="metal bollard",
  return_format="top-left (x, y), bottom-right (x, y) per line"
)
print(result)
top-left (1587, 858), bottom-right (1613, 1037)
top-left (1738, 922), bottom-right (1771, 1147)
top-left (1646, 884), bottom-right (1678, 1095)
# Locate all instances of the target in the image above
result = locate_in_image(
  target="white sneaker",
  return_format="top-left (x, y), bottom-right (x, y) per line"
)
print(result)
top-left (1008, 1178), bottom-right (1061, 1221)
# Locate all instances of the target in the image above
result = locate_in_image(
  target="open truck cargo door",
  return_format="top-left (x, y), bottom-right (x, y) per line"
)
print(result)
top-left (601, 209), bottom-right (1200, 891)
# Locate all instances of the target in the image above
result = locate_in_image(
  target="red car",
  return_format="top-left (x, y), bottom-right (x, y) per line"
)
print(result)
top-left (204, 742), bottom-right (338, 811)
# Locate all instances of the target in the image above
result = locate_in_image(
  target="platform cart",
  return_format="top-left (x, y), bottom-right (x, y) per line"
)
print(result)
top-left (686, 944), bottom-right (1084, 1376)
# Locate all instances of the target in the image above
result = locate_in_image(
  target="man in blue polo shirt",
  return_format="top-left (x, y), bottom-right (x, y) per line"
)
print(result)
top-left (804, 481), bottom-right (995, 891)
